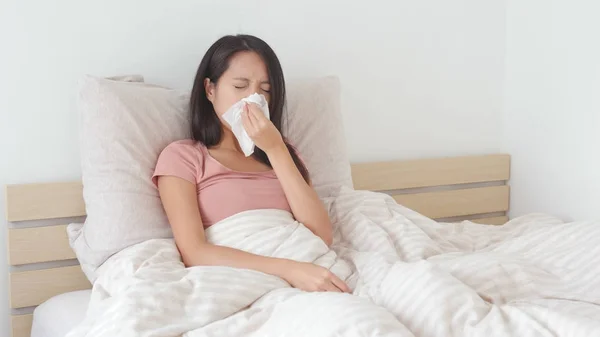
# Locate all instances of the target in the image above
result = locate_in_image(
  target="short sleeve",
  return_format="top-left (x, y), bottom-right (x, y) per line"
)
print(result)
top-left (152, 140), bottom-right (202, 186)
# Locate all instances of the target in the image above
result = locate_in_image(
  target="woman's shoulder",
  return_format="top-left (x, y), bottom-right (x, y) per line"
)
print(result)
top-left (153, 139), bottom-right (207, 184)
top-left (161, 139), bottom-right (206, 155)
top-left (157, 139), bottom-right (208, 168)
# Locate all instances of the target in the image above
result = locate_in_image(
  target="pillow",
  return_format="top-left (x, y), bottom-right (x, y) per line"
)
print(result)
top-left (68, 75), bottom-right (351, 283)
top-left (284, 77), bottom-right (353, 197)
top-left (68, 75), bottom-right (190, 282)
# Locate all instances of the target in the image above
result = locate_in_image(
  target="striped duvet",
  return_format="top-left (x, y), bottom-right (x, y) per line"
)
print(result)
top-left (66, 187), bottom-right (600, 337)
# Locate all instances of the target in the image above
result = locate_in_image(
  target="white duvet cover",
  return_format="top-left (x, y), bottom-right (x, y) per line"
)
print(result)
top-left (66, 188), bottom-right (600, 337)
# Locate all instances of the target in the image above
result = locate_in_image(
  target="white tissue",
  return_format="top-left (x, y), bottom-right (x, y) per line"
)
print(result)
top-left (222, 93), bottom-right (270, 156)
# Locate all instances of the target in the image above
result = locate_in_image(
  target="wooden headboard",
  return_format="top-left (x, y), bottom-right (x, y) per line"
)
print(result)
top-left (4, 153), bottom-right (510, 337)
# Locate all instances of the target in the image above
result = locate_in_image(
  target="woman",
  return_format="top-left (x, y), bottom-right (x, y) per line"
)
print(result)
top-left (153, 34), bottom-right (350, 293)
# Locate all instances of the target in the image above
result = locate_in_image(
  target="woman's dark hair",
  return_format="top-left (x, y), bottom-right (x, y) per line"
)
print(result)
top-left (190, 34), bottom-right (309, 182)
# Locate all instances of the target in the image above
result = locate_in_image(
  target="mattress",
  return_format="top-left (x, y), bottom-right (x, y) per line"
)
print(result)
top-left (31, 290), bottom-right (91, 337)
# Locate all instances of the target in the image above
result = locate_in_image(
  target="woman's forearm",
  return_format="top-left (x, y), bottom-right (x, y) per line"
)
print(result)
top-left (184, 243), bottom-right (291, 277)
top-left (267, 143), bottom-right (333, 245)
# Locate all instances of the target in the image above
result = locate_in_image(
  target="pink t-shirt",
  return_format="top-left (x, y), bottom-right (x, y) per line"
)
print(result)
top-left (152, 140), bottom-right (292, 227)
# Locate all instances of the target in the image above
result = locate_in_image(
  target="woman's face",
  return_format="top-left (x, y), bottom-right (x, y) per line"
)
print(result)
top-left (205, 51), bottom-right (271, 118)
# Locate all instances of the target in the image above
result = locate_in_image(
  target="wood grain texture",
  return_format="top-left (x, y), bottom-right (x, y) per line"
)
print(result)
top-left (11, 314), bottom-right (33, 337)
top-left (393, 185), bottom-right (510, 219)
top-left (5, 182), bottom-right (86, 221)
top-left (351, 154), bottom-right (510, 191)
top-left (8, 224), bottom-right (76, 265)
top-left (9, 265), bottom-right (91, 309)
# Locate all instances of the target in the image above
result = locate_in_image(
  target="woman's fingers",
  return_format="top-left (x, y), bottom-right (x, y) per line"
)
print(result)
top-left (242, 103), bottom-right (255, 133)
top-left (330, 274), bottom-right (351, 293)
top-left (322, 281), bottom-right (342, 293)
top-left (246, 102), bottom-right (263, 127)
top-left (238, 101), bottom-right (283, 153)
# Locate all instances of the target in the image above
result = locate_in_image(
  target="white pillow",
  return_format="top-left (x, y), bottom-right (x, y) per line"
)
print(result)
top-left (68, 75), bottom-right (190, 282)
top-left (284, 77), bottom-right (353, 197)
top-left (69, 75), bottom-right (351, 282)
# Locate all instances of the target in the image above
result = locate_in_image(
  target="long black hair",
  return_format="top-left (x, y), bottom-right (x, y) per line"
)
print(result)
top-left (190, 34), bottom-right (309, 182)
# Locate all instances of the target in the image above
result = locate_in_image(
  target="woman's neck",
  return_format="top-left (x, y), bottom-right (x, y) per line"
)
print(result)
top-left (217, 128), bottom-right (242, 153)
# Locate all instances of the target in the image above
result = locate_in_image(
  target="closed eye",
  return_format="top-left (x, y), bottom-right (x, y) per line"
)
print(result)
top-left (234, 85), bottom-right (247, 89)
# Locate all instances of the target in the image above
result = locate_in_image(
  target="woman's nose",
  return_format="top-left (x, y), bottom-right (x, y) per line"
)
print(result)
top-left (249, 83), bottom-right (262, 94)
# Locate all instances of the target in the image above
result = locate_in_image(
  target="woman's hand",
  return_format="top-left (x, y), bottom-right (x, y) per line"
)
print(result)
top-left (242, 102), bottom-right (284, 154)
top-left (280, 260), bottom-right (351, 293)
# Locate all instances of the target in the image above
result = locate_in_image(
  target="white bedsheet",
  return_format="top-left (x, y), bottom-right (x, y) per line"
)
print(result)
top-left (66, 188), bottom-right (600, 337)
top-left (31, 290), bottom-right (91, 337)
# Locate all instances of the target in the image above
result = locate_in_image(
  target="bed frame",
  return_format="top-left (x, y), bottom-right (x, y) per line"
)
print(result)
top-left (4, 153), bottom-right (510, 337)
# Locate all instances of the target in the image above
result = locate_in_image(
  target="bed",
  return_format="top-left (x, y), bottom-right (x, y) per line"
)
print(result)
top-left (6, 153), bottom-right (512, 337)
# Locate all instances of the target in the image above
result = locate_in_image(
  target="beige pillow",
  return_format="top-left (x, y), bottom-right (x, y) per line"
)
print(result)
top-left (284, 77), bottom-right (353, 197)
top-left (68, 75), bottom-right (190, 281)
top-left (68, 75), bottom-right (351, 282)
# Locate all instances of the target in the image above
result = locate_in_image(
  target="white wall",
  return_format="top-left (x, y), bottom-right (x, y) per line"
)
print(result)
top-left (504, 0), bottom-right (600, 220)
top-left (0, 0), bottom-right (506, 333)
